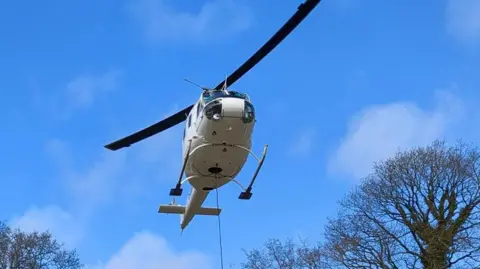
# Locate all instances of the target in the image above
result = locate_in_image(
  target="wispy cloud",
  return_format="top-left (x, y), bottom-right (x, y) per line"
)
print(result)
top-left (43, 138), bottom-right (125, 215)
top-left (44, 137), bottom-right (176, 216)
top-left (8, 118), bottom-right (192, 268)
top-left (87, 232), bottom-right (212, 269)
top-left (68, 152), bottom-right (128, 214)
top-left (330, 0), bottom-right (361, 14)
top-left (8, 69), bottom-right (124, 250)
top-left (132, 104), bottom-right (182, 166)
top-left (446, 0), bottom-right (480, 45)
top-left (9, 211), bottom-right (213, 268)
top-left (290, 128), bottom-right (316, 156)
top-left (32, 69), bottom-right (123, 120)
top-left (39, 103), bottom-right (184, 214)
top-left (65, 70), bottom-right (122, 110)
top-left (9, 205), bottom-right (84, 249)
top-left (7, 142), bottom-right (128, 249)
top-left (328, 90), bottom-right (464, 180)
top-left (127, 0), bottom-right (253, 44)
top-left (8, 119), bottom-right (189, 259)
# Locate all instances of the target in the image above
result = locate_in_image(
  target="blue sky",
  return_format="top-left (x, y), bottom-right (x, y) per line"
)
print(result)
top-left (1, 0), bottom-right (480, 268)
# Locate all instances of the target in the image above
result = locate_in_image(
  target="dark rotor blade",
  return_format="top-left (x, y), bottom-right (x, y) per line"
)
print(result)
top-left (213, 0), bottom-right (321, 90)
top-left (104, 104), bottom-right (194, 151)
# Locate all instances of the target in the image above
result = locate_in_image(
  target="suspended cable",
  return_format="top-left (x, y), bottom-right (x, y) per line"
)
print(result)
top-left (214, 175), bottom-right (225, 269)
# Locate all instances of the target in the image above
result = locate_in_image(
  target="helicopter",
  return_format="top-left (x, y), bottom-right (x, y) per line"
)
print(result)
top-left (104, 0), bottom-right (321, 231)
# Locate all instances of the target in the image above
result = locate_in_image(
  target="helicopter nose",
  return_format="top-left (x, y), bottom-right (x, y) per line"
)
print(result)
top-left (221, 98), bottom-right (244, 118)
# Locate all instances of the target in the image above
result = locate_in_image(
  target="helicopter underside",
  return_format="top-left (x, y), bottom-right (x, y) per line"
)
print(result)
top-left (184, 115), bottom-right (253, 191)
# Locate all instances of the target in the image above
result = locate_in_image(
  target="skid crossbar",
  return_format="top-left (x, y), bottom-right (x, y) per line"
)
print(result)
top-left (169, 140), bottom-right (268, 201)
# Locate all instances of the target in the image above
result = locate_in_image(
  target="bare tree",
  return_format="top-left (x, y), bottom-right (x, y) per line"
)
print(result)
top-left (240, 237), bottom-right (327, 269)
top-left (324, 140), bottom-right (480, 269)
top-left (0, 221), bottom-right (82, 269)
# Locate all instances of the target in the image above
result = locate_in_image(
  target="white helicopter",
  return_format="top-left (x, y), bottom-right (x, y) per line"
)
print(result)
top-left (104, 0), bottom-right (321, 231)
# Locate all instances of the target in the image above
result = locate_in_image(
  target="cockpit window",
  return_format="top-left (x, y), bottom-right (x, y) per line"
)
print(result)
top-left (202, 91), bottom-right (224, 104)
top-left (228, 90), bottom-right (250, 101)
top-left (243, 101), bottom-right (255, 123)
top-left (202, 90), bottom-right (250, 104)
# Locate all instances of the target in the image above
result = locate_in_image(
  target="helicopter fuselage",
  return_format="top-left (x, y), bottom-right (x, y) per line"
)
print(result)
top-left (177, 91), bottom-right (256, 230)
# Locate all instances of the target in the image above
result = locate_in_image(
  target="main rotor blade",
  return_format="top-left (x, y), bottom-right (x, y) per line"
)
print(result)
top-left (104, 104), bottom-right (194, 151)
top-left (213, 0), bottom-right (321, 90)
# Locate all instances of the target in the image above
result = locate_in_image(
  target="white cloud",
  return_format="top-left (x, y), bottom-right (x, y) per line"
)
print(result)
top-left (45, 117), bottom-right (181, 216)
top-left (290, 129), bottom-right (316, 156)
top-left (331, 0), bottom-right (360, 13)
top-left (8, 123), bottom-right (182, 256)
top-left (66, 69), bottom-right (122, 110)
top-left (44, 138), bottom-right (73, 172)
top-left (133, 104), bottom-right (182, 165)
top-left (446, 0), bottom-right (480, 44)
top-left (32, 69), bottom-right (122, 120)
top-left (329, 91), bottom-right (463, 179)
top-left (9, 205), bottom-right (83, 249)
top-left (42, 138), bottom-right (129, 214)
top-left (88, 232), bottom-right (212, 269)
top-left (127, 0), bottom-right (253, 43)
top-left (9, 70), bottom-right (123, 251)
top-left (10, 209), bottom-right (212, 269)
top-left (67, 152), bottom-right (128, 214)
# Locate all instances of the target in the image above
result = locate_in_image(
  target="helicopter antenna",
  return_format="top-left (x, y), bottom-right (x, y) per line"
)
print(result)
top-left (222, 74), bottom-right (229, 95)
top-left (184, 78), bottom-right (210, 91)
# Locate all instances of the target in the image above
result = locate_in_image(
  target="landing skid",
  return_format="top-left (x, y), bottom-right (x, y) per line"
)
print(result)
top-left (169, 139), bottom-right (192, 197)
top-left (234, 144), bottom-right (268, 200)
top-left (168, 139), bottom-right (268, 200)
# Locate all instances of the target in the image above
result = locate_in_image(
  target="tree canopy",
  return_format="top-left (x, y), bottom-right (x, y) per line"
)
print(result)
top-left (241, 238), bottom-right (326, 269)
top-left (0, 221), bottom-right (82, 269)
top-left (241, 140), bottom-right (480, 269)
